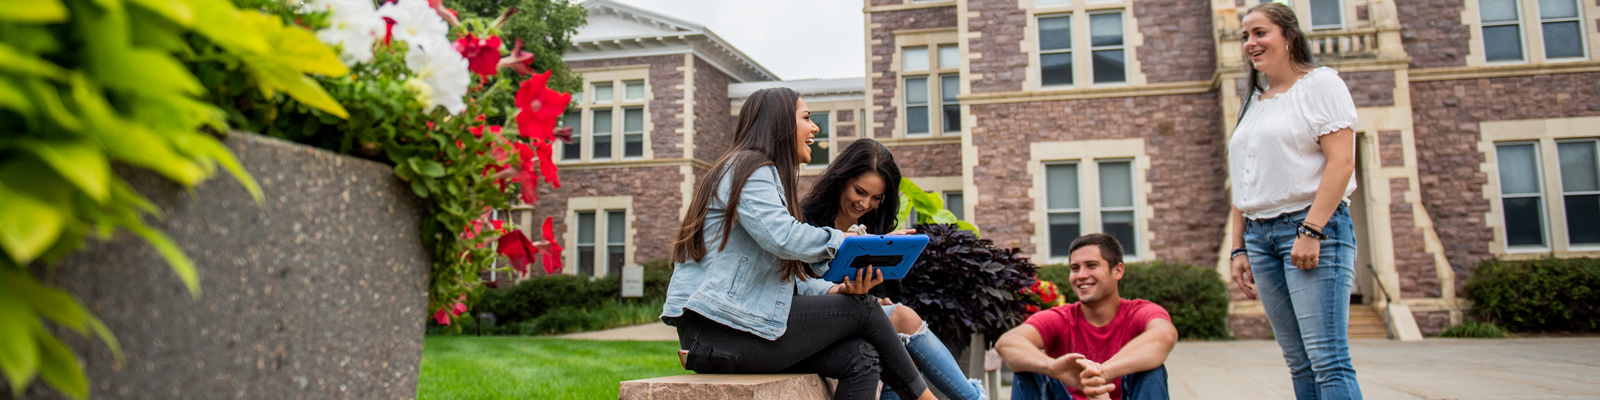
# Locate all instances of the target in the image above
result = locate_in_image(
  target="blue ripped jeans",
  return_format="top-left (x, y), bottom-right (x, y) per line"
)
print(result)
top-left (1245, 204), bottom-right (1363, 400)
top-left (879, 305), bottom-right (987, 400)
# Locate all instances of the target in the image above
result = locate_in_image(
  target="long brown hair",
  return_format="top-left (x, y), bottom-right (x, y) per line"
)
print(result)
top-left (672, 87), bottom-right (813, 281)
top-left (1242, 2), bottom-right (1316, 100)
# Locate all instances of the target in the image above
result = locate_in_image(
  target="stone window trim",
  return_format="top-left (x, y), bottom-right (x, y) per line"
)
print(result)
top-left (1022, 0), bottom-right (1147, 92)
top-left (563, 196), bottom-right (636, 278)
top-left (561, 67), bottom-right (654, 164)
top-left (892, 29), bottom-right (960, 138)
top-left (1478, 116), bottom-right (1600, 259)
top-left (1462, 0), bottom-right (1595, 67)
top-left (1028, 138), bottom-right (1155, 263)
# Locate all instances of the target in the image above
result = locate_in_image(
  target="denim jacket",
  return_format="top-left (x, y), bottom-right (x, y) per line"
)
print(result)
top-left (661, 165), bottom-right (844, 340)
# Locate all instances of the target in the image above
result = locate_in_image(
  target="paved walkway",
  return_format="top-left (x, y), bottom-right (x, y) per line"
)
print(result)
top-left (568, 324), bottom-right (1600, 399)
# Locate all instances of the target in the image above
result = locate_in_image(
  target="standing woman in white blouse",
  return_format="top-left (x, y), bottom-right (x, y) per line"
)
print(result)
top-left (1228, 3), bottom-right (1363, 400)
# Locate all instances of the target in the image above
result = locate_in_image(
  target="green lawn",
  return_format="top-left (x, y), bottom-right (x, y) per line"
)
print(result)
top-left (418, 335), bottom-right (684, 399)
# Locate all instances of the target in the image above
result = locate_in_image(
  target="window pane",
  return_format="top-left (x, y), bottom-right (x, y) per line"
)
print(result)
top-left (593, 109), bottom-right (613, 158)
top-left (562, 111), bottom-right (581, 160)
top-left (906, 77), bottom-right (928, 103)
top-left (1482, 25), bottom-right (1524, 61)
top-left (939, 45), bottom-right (960, 69)
top-left (1099, 161), bottom-right (1134, 207)
top-left (608, 245), bottom-right (625, 278)
top-left (940, 75), bottom-right (960, 102)
top-left (593, 135), bottom-right (612, 159)
top-left (941, 75), bottom-right (960, 133)
top-left (593, 109), bottom-right (613, 134)
top-left (578, 247), bottom-right (595, 277)
top-left (1481, 0), bottom-right (1519, 22)
top-left (624, 81), bottom-right (645, 101)
top-left (1503, 197), bottom-right (1546, 246)
top-left (903, 46), bottom-right (929, 71)
top-left (1046, 163), bottom-right (1080, 209)
top-left (1039, 16), bottom-right (1072, 51)
top-left (607, 210), bottom-right (626, 243)
top-left (945, 191), bottom-right (964, 220)
top-left (1558, 141), bottom-right (1599, 192)
top-left (1497, 144), bottom-right (1540, 195)
top-left (1041, 53), bottom-right (1074, 86)
top-left (906, 106), bottom-right (930, 134)
top-left (624, 108), bottom-right (643, 132)
top-left (1092, 50), bottom-right (1126, 83)
top-left (814, 112), bottom-right (831, 138)
top-left (1539, 0), bottom-right (1578, 18)
top-left (1566, 195), bottom-right (1600, 244)
top-left (943, 105), bottom-right (962, 133)
top-left (810, 113), bottom-right (830, 166)
top-left (1049, 213), bottom-right (1081, 257)
top-left (624, 134), bottom-right (643, 157)
top-left (593, 82), bottom-right (613, 102)
top-left (1542, 21), bottom-right (1584, 58)
top-left (1102, 211), bottom-right (1136, 257)
top-left (1310, 0), bottom-right (1342, 27)
top-left (577, 211), bottom-right (595, 243)
top-left (1089, 13), bottom-right (1123, 47)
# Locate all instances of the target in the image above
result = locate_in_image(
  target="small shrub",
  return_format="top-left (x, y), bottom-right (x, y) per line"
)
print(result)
top-left (899, 223), bottom-right (1039, 354)
top-left (476, 259), bottom-right (672, 325)
top-left (1036, 261), bottom-right (1231, 340)
top-left (1465, 257), bottom-right (1600, 333)
top-left (1437, 321), bottom-right (1509, 338)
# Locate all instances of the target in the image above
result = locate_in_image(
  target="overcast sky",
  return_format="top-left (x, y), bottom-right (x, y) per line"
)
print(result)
top-left (611, 0), bottom-right (866, 81)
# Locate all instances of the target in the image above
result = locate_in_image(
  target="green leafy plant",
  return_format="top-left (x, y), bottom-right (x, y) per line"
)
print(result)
top-left (1465, 257), bottom-right (1599, 333)
top-left (896, 177), bottom-right (979, 235)
top-left (1437, 321), bottom-right (1509, 338)
top-left (1037, 261), bottom-right (1231, 340)
top-left (0, 0), bottom-right (350, 397)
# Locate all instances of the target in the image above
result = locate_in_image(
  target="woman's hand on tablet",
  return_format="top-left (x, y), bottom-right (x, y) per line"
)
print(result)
top-left (886, 229), bottom-right (917, 235)
top-left (832, 266), bottom-right (884, 295)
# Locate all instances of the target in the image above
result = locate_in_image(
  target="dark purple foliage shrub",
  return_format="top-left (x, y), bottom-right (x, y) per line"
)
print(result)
top-left (899, 223), bottom-right (1039, 354)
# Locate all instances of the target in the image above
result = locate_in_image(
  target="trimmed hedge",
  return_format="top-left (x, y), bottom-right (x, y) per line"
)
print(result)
top-left (476, 259), bottom-right (672, 325)
top-left (1036, 261), bottom-right (1231, 340)
top-left (1465, 257), bottom-right (1599, 333)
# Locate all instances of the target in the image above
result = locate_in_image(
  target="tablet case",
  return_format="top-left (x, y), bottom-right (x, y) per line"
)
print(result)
top-left (821, 234), bottom-right (930, 282)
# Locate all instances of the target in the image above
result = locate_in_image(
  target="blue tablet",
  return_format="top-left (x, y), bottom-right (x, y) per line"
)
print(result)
top-left (821, 235), bottom-right (930, 282)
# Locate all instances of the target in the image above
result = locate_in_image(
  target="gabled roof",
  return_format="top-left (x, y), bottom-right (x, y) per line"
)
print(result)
top-left (568, 0), bottom-right (779, 82)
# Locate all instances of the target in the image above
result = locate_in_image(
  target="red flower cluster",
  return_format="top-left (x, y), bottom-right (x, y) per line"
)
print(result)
top-left (433, 294), bottom-right (469, 325)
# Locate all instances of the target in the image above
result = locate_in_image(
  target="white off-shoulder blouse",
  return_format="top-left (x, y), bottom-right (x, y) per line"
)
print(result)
top-left (1228, 66), bottom-right (1359, 220)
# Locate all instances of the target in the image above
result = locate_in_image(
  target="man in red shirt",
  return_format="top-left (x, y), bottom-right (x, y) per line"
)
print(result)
top-left (996, 233), bottom-right (1178, 400)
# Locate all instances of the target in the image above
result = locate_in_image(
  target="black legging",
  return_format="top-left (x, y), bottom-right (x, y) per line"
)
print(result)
top-left (675, 294), bottom-right (929, 400)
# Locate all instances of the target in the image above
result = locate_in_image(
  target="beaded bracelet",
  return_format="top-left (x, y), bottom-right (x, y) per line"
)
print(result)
top-left (1229, 247), bottom-right (1248, 259)
top-left (1296, 223), bottom-right (1329, 241)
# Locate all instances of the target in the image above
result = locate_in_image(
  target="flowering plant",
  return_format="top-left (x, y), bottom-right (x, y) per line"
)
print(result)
top-left (1019, 279), bottom-right (1067, 315)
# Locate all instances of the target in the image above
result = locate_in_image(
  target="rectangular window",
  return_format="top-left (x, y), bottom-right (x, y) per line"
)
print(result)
top-left (623, 80), bottom-right (645, 101)
top-left (593, 82), bottom-right (614, 103)
top-left (905, 77), bottom-right (930, 135)
top-left (1039, 15), bottom-right (1073, 86)
top-left (1098, 160), bottom-right (1137, 257)
top-left (1310, 0), bottom-right (1343, 29)
top-left (592, 109), bottom-right (613, 160)
top-left (903, 46), bottom-right (929, 71)
top-left (623, 107), bottom-right (644, 158)
top-left (938, 44), bottom-right (960, 69)
top-left (940, 74), bottom-right (960, 133)
top-left (576, 211), bottom-right (596, 277)
top-left (606, 210), bottom-right (626, 278)
top-left (809, 112), bottom-right (831, 166)
top-left (944, 191), bottom-right (964, 220)
top-left (562, 111), bottom-right (581, 161)
top-left (1558, 140), bottom-right (1600, 245)
top-left (1497, 143), bottom-right (1546, 247)
top-left (1089, 11), bottom-right (1126, 84)
top-left (1481, 0), bottom-right (1525, 62)
top-left (1046, 163), bottom-right (1081, 258)
top-left (1539, 0), bottom-right (1584, 59)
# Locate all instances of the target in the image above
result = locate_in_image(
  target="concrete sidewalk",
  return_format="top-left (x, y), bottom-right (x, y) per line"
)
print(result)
top-left (559, 322), bottom-right (678, 341)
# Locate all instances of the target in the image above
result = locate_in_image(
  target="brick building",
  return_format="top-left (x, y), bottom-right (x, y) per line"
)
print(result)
top-left (532, 0), bottom-right (1600, 339)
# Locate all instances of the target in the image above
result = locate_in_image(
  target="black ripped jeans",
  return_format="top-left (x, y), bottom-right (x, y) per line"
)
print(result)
top-left (675, 294), bottom-right (929, 400)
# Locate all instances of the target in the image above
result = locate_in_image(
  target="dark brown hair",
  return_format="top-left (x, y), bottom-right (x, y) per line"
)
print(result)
top-left (1068, 233), bottom-right (1124, 269)
top-left (672, 87), bottom-right (812, 281)
top-left (1242, 2), bottom-right (1316, 100)
top-left (801, 139), bottom-right (903, 235)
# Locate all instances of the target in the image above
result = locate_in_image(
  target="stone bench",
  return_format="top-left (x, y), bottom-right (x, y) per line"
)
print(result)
top-left (619, 374), bottom-right (833, 400)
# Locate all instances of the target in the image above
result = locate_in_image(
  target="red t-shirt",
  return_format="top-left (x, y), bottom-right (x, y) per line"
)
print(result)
top-left (1022, 299), bottom-right (1170, 400)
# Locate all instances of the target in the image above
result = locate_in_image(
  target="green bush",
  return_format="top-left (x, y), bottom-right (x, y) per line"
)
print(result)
top-left (1465, 257), bottom-right (1599, 333)
top-left (1037, 261), bottom-right (1231, 340)
top-left (476, 259), bottom-right (672, 325)
top-left (440, 299), bottom-right (664, 336)
top-left (1437, 321), bottom-right (1509, 338)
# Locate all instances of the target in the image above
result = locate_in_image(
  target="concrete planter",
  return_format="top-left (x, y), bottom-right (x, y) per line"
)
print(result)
top-left (22, 132), bottom-right (432, 399)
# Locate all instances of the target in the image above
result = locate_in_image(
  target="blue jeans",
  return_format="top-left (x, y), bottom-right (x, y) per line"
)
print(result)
top-left (879, 311), bottom-right (986, 400)
top-left (1245, 204), bottom-right (1363, 400)
top-left (1009, 365), bottom-right (1168, 400)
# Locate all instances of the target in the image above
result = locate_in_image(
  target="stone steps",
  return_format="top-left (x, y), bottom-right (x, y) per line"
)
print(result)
top-left (1349, 304), bottom-right (1388, 339)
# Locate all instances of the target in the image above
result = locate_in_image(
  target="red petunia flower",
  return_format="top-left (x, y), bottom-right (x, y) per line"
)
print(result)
top-left (535, 141), bottom-right (559, 188)
top-left (514, 71), bottom-right (572, 142)
top-left (537, 217), bottom-right (564, 274)
top-left (496, 229), bottom-right (536, 276)
top-left (454, 34), bottom-right (503, 77)
top-left (498, 38), bottom-right (536, 76)
top-left (1025, 305), bottom-right (1040, 313)
top-left (511, 142), bottom-right (540, 204)
top-left (452, 302), bottom-right (468, 316)
top-left (433, 308), bottom-right (452, 325)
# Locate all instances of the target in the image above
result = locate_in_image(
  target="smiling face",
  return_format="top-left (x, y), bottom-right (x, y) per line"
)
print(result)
top-left (1068, 245), bottom-right (1123, 305)
top-left (1241, 11), bottom-right (1293, 76)
top-left (837, 172), bottom-right (887, 224)
top-left (795, 98), bottom-right (818, 165)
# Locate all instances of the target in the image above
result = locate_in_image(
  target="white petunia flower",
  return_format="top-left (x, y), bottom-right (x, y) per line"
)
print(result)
top-left (306, 0), bottom-right (383, 65)
top-left (404, 37), bottom-right (470, 114)
top-left (376, 0), bottom-right (449, 49)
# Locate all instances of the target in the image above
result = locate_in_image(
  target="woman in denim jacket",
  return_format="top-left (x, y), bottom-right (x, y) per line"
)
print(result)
top-left (662, 87), bottom-right (936, 400)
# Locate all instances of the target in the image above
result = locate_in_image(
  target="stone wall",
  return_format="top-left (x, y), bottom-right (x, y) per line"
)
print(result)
top-left (568, 55), bottom-right (687, 158)
top-left (1389, 177), bottom-right (1443, 298)
top-left (693, 56), bottom-right (734, 164)
top-left (535, 166), bottom-right (687, 267)
top-left (24, 133), bottom-right (430, 399)
top-left (1414, 310), bottom-right (1452, 336)
top-left (1396, 0), bottom-right (1471, 68)
top-left (870, 6), bottom-right (960, 138)
top-left (966, 0), bottom-right (1028, 94)
top-left (1228, 314), bottom-right (1272, 339)
top-left (967, 92), bottom-right (1229, 266)
top-left (1411, 72), bottom-right (1600, 292)
top-left (891, 143), bottom-right (963, 177)
top-left (1133, 0), bottom-right (1216, 83)
top-left (1342, 70), bottom-right (1396, 108)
